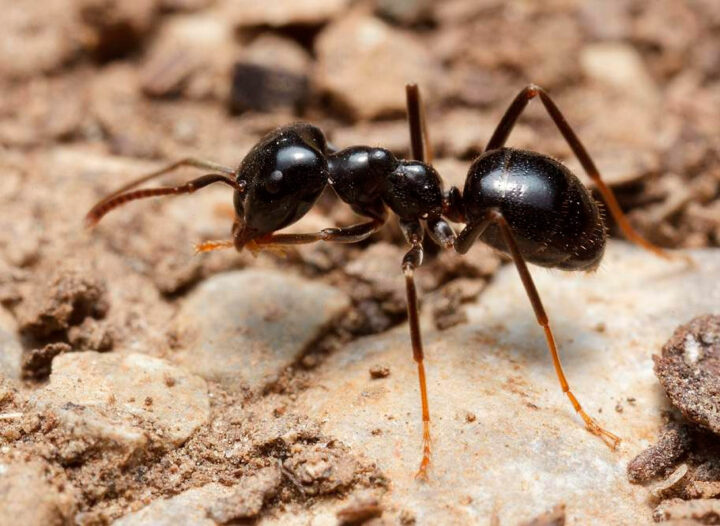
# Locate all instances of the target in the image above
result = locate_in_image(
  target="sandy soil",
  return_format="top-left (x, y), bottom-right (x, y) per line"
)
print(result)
top-left (0, 0), bottom-right (719, 524)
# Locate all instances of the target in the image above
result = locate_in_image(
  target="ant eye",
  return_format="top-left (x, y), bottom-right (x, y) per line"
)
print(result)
top-left (265, 170), bottom-right (284, 194)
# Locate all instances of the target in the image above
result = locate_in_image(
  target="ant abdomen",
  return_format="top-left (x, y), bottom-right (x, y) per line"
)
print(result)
top-left (464, 148), bottom-right (606, 271)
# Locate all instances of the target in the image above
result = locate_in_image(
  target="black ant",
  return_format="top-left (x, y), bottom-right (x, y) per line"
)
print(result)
top-left (86, 84), bottom-right (690, 480)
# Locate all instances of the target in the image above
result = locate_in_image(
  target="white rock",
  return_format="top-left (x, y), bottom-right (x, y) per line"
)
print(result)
top-left (0, 459), bottom-right (76, 526)
top-left (140, 13), bottom-right (237, 99)
top-left (114, 483), bottom-right (231, 526)
top-left (113, 466), bottom-right (281, 526)
top-left (172, 270), bottom-right (350, 391)
top-left (296, 242), bottom-right (719, 524)
top-left (34, 352), bottom-right (209, 451)
top-left (315, 14), bottom-right (440, 120)
top-left (220, 0), bottom-right (350, 27)
top-left (0, 308), bottom-right (21, 380)
top-left (581, 43), bottom-right (659, 101)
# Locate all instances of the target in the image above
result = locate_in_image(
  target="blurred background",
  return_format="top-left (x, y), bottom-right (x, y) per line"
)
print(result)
top-left (1, 2), bottom-right (719, 522)
top-left (1, 0), bottom-right (719, 250)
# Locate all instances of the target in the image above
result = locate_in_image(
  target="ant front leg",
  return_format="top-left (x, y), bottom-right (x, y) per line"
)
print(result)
top-left (455, 210), bottom-right (621, 450)
top-left (254, 217), bottom-right (386, 246)
top-left (196, 217), bottom-right (388, 255)
top-left (488, 84), bottom-right (690, 264)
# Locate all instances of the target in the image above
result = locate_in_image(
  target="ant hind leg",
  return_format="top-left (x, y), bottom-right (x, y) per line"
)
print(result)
top-left (487, 84), bottom-right (691, 264)
top-left (486, 208), bottom-right (620, 449)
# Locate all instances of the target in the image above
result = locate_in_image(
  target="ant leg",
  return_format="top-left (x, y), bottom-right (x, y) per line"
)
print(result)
top-left (406, 85), bottom-right (448, 479)
top-left (487, 84), bottom-right (687, 263)
top-left (405, 84), bottom-right (433, 163)
top-left (407, 83), bottom-right (466, 224)
top-left (195, 239), bottom-right (235, 253)
top-left (427, 217), bottom-right (456, 249)
top-left (92, 158), bottom-right (235, 209)
top-left (85, 174), bottom-right (245, 227)
top-left (255, 218), bottom-right (386, 246)
top-left (398, 219), bottom-right (433, 480)
top-left (486, 208), bottom-right (620, 449)
top-left (196, 214), bottom-right (387, 255)
top-left (455, 217), bottom-right (492, 255)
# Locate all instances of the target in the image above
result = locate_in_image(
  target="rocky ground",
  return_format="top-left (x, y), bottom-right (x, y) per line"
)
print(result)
top-left (0, 1), bottom-right (719, 525)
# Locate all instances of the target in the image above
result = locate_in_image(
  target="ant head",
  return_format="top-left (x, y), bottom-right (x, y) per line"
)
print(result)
top-left (233, 124), bottom-right (329, 248)
top-left (381, 161), bottom-right (444, 222)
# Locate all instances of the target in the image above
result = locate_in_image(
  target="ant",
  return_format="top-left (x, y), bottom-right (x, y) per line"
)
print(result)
top-left (86, 83), bottom-right (689, 480)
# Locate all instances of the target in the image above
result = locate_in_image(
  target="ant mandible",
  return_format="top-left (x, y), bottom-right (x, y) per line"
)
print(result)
top-left (86, 83), bottom-right (689, 481)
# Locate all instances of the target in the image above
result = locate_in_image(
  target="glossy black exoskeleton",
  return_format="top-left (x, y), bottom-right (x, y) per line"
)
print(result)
top-left (232, 124), bottom-right (330, 247)
top-left (86, 83), bottom-right (689, 480)
top-left (458, 148), bottom-right (606, 270)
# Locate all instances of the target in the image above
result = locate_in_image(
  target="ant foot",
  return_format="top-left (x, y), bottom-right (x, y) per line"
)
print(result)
top-left (414, 424), bottom-right (432, 481)
top-left (194, 240), bottom-right (234, 254)
top-left (582, 414), bottom-right (621, 450)
top-left (415, 459), bottom-right (430, 482)
top-left (676, 252), bottom-right (696, 269)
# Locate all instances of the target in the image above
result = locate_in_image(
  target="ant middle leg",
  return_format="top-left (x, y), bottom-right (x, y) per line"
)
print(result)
top-left (456, 209), bottom-right (621, 449)
top-left (399, 219), bottom-right (433, 480)
top-left (487, 84), bottom-right (688, 263)
top-left (405, 85), bottom-right (432, 479)
top-left (405, 84), bottom-right (433, 164)
top-left (405, 84), bottom-right (460, 479)
top-left (406, 83), bottom-right (465, 224)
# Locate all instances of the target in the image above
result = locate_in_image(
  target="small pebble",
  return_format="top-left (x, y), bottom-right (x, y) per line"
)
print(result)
top-left (369, 365), bottom-right (391, 379)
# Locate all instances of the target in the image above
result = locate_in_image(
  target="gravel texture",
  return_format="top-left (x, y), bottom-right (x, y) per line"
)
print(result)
top-left (0, 1), bottom-right (719, 524)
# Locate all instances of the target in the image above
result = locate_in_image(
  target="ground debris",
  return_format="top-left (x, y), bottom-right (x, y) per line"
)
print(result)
top-left (0, 457), bottom-right (77, 525)
top-left (16, 267), bottom-right (109, 339)
top-left (369, 365), bottom-right (391, 379)
top-left (628, 419), bottom-right (693, 484)
top-left (653, 498), bottom-right (720, 524)
top-left (67, 317), bottom-right (114, 352)
top-left (282, 441), bottom-right (359, 497)
top-left (206, 466), bottom-right (282, 523)
top-left (649, 463), bottom-right (690, 500)
top-left (519, 504), bottom-right (566, 526)
top-left (21, 342), bottom-right (72, 380)
top-left (654, 315), bottom-right (720, 434)
top-left (431, 278), bottom-right (485, 331)
top-left (336, 495), bottom-right (383, 525)
top-left (630, 315), bottom-right (720, 520)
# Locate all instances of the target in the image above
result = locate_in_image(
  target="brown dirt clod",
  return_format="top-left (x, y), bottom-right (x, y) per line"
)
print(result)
top-left (369, 364), bottom-right (390, 379)
top-left (17, 267), bottom-right (109, 340)
top-left (519, 504), bottom-right (566, 526)
top-left (627, 419), bottom-right (693, 484)
top-left (654, 315), bottom-right (720, 434)
top-left (21, 342), bottom-right (72, 380)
